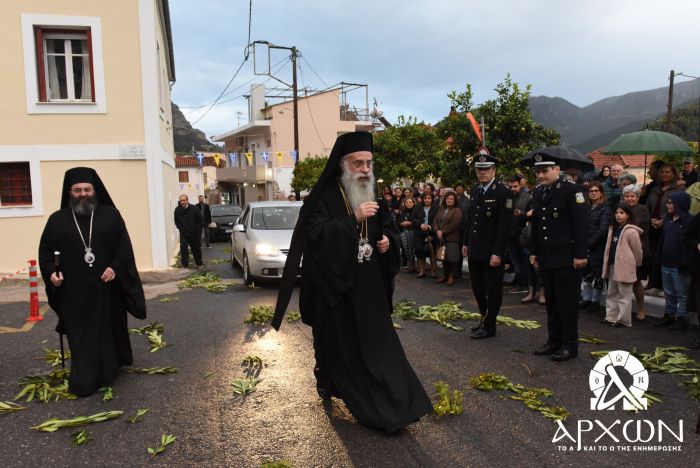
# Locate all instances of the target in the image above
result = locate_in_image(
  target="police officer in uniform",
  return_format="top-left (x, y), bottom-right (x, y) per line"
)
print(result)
top-left (529, 154), bottom-right (589, 361)
top-left (462, 153), bottom-right (514, 339)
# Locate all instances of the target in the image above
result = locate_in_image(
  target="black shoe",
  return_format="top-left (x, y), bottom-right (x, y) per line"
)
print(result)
top-left (534, 343), bottom-right (559, 356)
top-left (551, 349), bottom-right (577, 362)
top-left (578, 300), bottom-right (591, 310)
top-left (317, 387), bottom-right (332, 401)
top-left (471, 327), bottom-right (496, 339)
top-left (689, 337), bottom-right (700, 349)
top-left (470, 319), bottom-right (483, 332)
top-left (600, 318), bottom-right (614, 325)
top-left (611, 321), bottom-right (627, 328)
top-left (667, 318), bottom-right (689, 331)
top-left (654, 315), bottom-right (674, 328)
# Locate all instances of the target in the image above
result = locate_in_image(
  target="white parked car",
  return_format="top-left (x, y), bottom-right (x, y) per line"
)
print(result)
top-left (231, 201), bottom-right (302, 284)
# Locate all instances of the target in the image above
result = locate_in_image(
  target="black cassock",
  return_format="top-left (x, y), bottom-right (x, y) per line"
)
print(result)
top-left (300, 182), bottom-right (432, 432)
top-left (38, 205), bottom-right (146, 397)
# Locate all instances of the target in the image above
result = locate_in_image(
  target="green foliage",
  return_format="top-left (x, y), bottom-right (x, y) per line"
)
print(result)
top-left (286, 310), bottom-right (301, 322)
top-left (0, 401), bottom-right (26, 414)
top-left (179, 272), bottom-right (228, 292)
top-left (15, 368), bottom-right (76, 403)
top-left (129, 321), bottom-right (164, 336)
top-left (39, 347), bottom-right (71, 367)
top-left (261, 462), bottom-right (293, 468)
top-left (579, 333), bottom-right (606, 344)
top-left (245, 305), bottom-right (274, 325)
top-left (373, 116), bottom-right (445, 184)
top-left (126, 366), bottom-right (178, 375)
top-left (647, 102), bottom-right (700, 146)
top-left (126, 408), bottom-right (150, 424)
top-left (433, 381), bottom-right (464, 417)
top-left (290, 155), bottom-right (328, 193)
top-left (31, 411), bottom-right (123, 432)
top-left (99, 386), bottom-right (113, 401)
top-left (242, 355), bottom-right (265, 367)
top-left (146, 330), bottom-right (169, 353)
top-left (71, 430), bottom-right (92, 446)
top-left (231, 378), bottom-right (260, 396)
top-left (159, 297), bottom-right (179, 303)
top-left (148, 433), bottom-right (177, 458)
top-left (470, 373), bottom-right (570, 421)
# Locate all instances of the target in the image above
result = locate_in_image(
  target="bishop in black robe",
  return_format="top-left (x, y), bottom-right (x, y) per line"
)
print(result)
top-left (38, 167), bottom-right (146, 397)
top-left (274, 132), bottom-right (432, 432)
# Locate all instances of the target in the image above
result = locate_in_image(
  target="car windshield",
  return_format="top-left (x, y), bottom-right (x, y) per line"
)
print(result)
top-left (211, 205), bottom-right (241, 216)
top-left (251, 206), bottom-right (300, 230)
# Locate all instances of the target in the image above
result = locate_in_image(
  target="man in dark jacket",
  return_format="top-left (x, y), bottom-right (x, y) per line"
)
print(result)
top-left (506, 175), bottom-right (532, 292)
top-left (174, 194), bottom-right (203, 268)
top-left (682, 157), bottom-right (698, 187)
top-left (530, 154), bottom-right (590, 362)
top-left (454, 182), bottom-right (471, 278)
top-left (196, 195), bottom-right (212, 248)
top-left (462, 154), bottom-right (514, 339)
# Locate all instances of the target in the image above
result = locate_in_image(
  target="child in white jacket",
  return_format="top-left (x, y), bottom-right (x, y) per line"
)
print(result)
top-left (602, 204), bottom-right (643, 327)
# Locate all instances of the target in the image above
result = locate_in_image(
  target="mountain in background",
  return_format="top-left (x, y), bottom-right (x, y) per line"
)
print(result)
top-left (529, 78), bottom-right (700, 152)
top-left (172, 102), bottom-right (222, 154)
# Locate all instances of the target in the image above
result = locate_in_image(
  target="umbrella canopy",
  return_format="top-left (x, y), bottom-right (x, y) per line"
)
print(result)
top-left (603, 130), bottom-right (692, 156)
top-left (521, 146), bottom-right (595, 172)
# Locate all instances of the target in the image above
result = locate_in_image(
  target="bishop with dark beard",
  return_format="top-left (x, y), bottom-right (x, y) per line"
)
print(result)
top-left (38, 167), bottom-right (146, 397)
top-left (274, 132), bottom-right (432, 432)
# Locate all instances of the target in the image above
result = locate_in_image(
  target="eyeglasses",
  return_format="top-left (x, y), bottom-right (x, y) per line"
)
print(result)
top-left (350, 160), bottom-right (373, 169)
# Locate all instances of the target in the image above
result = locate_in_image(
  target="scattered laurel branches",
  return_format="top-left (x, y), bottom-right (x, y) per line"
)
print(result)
top-left (99, 386), bottom-right (113, 401)
top-left (180, 271), bottom-right (228, 292)
top-left (0, 401), bottom-right (26, 414)
top-left (286, 311), bottom-right (301, 322)
top-left (203, 372), bottom-right (216, 379)
top-left (37, 347), bottom-right (71, 367)
top-left (222, 247), bottom-right (232, 254)
top-left (392, 300), bottom-right (540, 331)
top-left (208, 258), bottom-right (230, 265)
top-left (159, 297), bottom-right (179, 303)
top-left (261, 462), bottom-right (293, 468)
top-left (579, 333), bottom-right (606, 344)
top-left (71, 430), bottom-right (92, 446)
top-left (146, 330), bottom-right (169, 353)
top-left (470, 373), bottom-right (570, 421)
top-left (15, 368), bottom-right (76, 403)
top-left (591, 346), bottom-right (700, 400)
top-left (626, 391), bottom-right (663, 413)
top-left (393, 322), bottom-right (404, 329)
top-left (148, 433), bottom-right (177, 458)
top-left (242, 355), bottom-right (265, 367)
top-left (433, 381), bottom-right (464, 417)
top-left (126, 366), bottom-right (178, 375)
top-left (129, 322), bottom-right (164, 336)
top-left (126, 408), bottom-right (150, 424)
top-left (31, 411), bottom-right (123, 432)
top-left (245, 305), bottom-right (274, 325)
top-left (231, 378), bottom-right (259, 396)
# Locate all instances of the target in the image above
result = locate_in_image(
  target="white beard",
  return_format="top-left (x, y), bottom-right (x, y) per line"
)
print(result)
top-left (340, 161), bottom-right (376, 212)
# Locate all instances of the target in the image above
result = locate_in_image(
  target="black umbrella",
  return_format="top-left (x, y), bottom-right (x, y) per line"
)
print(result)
top-left (521, 146), bottom-right (595, 172)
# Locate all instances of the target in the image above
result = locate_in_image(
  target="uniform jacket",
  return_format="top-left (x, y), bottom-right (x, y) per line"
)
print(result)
top-left (602, 224), bottom-right (643, 283)
top-left (462, 180), bottom-right (514, 261)
top-left (530, 178), bottom-right (590, 270)
top-left (432, 206), bottom-right (463, 243)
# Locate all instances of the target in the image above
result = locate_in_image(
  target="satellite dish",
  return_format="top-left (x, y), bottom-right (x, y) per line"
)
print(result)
top-left (370, 97), bottom-right (383, 119)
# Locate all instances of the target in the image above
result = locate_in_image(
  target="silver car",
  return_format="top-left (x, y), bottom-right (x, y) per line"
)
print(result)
top-left (231, 201), bottom-right (302, 284)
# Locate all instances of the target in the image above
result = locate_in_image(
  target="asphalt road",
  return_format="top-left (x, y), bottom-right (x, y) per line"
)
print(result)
top-left (1, 242), bottom-right (698, 467)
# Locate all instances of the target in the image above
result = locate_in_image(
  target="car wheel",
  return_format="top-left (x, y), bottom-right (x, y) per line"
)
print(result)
top-left (242, 252), bottom-right (253, 285)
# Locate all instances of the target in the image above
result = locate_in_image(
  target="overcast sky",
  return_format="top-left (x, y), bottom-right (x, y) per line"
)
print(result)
top-left (169, 0), bottom-right (699, 140)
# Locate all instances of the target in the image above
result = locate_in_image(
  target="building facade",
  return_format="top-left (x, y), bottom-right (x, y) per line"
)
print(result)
top-left (212, 84), bottom-right (375, 205)
top-left (0, 0), bottom-right (178, 272)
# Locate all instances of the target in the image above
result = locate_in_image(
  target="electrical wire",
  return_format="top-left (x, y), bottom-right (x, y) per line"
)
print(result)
top-left (300, 55), bottom-right (329, 88)
top-left (298, 61), bottom-right (327, 150)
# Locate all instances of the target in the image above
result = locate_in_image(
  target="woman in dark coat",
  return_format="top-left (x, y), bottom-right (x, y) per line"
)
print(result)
top-left (580, 181), bottom-right (612, 314)
top-left (411, 193), bottom-right (438, 278)
top-left (397, 197), bottom-right (417, 272)
top-left (431, 191), bottom-right (463, 286)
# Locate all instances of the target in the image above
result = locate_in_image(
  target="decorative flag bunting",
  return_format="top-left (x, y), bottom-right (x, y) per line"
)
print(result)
top-left (276, 152), bottom-right (283, 162)
top-left (213, 154), bottom-right (221, 166)
top-left (466, 112), bottom-right (482, 142)
top-left (290, 150), bottom-right (298, 164)
top-left (261, 152), bottom-right (269, 162)
top-left (245, 152), bottom-right (253, 165)
top-left (195, 152), bottom-right (204, 167)
top-left (228, 152), bottom-right (237, 165)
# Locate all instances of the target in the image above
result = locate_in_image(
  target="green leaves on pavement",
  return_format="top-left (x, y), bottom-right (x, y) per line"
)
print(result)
top-left (261, 461), bottom-right (293, 468)
top-left (147, 433), bottom-right (176, 458)
top-left (242, 355), bottom-right (265, 367)
top-left (99, 386), bottom-right (113, 401)
top-left (180, 271), bottom-right (228, 292)
top-left (126, 408), bottom-right (150, 424)
top-left (159, 297), bottom-right (179, 303)
top-left (147, 330), bottom-right (169, 353)
top-left (0, 401), bottom-right (26, 414)
top-left (286, 310), bottom-right (301, 323)
top-left (392, 300), bottom-right (540, 331)
top-left (470, 373), bottom-right (570, 421)
top-left (231, 378), bottom-right (259, 396)
top-left (15, 368), bottom-right (76, 403)
top-left (245, 305), bottom-right (274, 325)
top-left (579, 333), bottom-right (606, 344)
top-left (38, 347), bottom-right (70, 367)
top-left (129, 321), bottom-right (164, 336)
top-left (30, 411), bottom-right (123, 432)
top-left (71, 430), bottom-right (92, 446)
top-left (126, 366), bottom-right (179, 375)
top-left (433, 381), bottom-right (464, 417)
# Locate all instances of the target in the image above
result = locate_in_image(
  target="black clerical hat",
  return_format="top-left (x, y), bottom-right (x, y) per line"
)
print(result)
top-left (60, 167), bottom-right (115, 208)
top-left (335, 131), bottom-right (373, 157)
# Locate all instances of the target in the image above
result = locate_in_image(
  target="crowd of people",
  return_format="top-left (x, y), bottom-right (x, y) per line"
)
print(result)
top-left (382, 157), bottom-right (700, 348)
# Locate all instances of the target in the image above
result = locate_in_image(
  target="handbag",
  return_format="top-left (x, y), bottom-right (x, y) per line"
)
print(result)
top-left (436, 243), bottom-right (446, 261)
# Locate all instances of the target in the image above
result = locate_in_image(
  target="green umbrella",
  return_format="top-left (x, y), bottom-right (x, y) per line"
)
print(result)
top-left (602, 129), bottom-right (693, 183)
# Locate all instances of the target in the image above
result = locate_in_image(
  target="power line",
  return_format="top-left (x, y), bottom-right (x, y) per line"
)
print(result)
top-left (298, 61), bottom-right (327, 150)
top-left (300, 55), bottom-right (329, 88)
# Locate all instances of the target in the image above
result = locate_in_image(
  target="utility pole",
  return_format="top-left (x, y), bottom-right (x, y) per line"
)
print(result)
top-left (665, 69), bottom-right (675, 131)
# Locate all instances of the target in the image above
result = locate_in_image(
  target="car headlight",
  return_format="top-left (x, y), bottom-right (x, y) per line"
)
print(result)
top-left (211, 222), bottom-right (218, 228)
top-left (255, 243), bottom-right (281, 256)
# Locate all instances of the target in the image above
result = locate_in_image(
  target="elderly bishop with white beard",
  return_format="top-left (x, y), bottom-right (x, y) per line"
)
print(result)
top-left (274, 132), bottom-right (432, 432)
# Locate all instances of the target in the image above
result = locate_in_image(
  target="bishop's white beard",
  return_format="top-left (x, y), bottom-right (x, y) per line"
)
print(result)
top-left (340, 161), bottom-right (376, 212)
